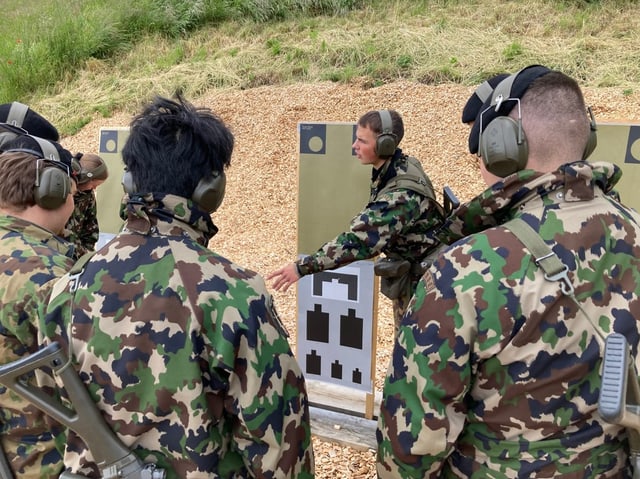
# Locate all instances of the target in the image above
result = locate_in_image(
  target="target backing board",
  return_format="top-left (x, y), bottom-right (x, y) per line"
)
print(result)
top-left (96, 127), bottom-right (129, 244)
top-left (297, 122), bottom-right (378, 396)
top-left (589, 123), bottom-right (640, 212)
top-left (298, 122), bottom-right (370, 254)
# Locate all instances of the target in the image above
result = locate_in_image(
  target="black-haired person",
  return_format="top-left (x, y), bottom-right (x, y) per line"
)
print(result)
top-left (268, 109), bottom-right (444, 331)
top-left (63, 153), bottom-right (109, 259)
top-left (0, 135), bottom-right (77, 479)
top-left (40, 94), bottom-right (314, 478)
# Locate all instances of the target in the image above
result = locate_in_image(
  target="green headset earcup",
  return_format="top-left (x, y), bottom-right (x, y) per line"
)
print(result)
top-left (480, 116), bottom-right (528, 177)
top-left (375, 110), bottom-right (397, 158)
top-left (35, 166), bottom-right (71, 209)
top-left (192, 170), bottom-right (226, 213)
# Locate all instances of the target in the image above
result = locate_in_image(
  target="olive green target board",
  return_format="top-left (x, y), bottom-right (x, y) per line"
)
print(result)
top-left (297, 122), bottom-right (370, 254)
top-left (296, 122), bottom-right (379, 418)
top-left (589, 122), bottom-right (640, 212)
top-left (96, 127), bottom-right (129, 245)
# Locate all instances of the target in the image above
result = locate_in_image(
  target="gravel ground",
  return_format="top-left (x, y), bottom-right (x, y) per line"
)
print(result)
top-left (61, 79), bottom-right (640, 478)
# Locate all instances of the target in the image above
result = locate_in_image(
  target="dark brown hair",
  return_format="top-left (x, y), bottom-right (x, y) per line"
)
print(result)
top-left (0, 151), bottom-right (38, 211)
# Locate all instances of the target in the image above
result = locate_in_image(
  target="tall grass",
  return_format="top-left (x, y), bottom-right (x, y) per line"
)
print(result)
top-left (0, 0), bottom-right (361, 103)
top-left (1, 0), bottom-right (638, 135)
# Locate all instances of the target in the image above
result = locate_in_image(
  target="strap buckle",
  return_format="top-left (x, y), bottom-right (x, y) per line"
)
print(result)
top-left (544, 264), bottom-right (575, 296)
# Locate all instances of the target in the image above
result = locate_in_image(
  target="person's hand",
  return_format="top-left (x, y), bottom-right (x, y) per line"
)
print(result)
top-left (267, 263), bottom-right (301, 292)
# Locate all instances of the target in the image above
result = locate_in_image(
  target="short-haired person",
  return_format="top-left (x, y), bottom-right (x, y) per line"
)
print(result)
top-left (63, 153), bottom-right (109, 259)
top-left (0, 135), bottom-right (77, 479)
top-left (268, 109), bottom-right (444, 330)
top-left (377, 65), bottom-right (640, 477)
top-left (40, 94), bottom-right (314, 478)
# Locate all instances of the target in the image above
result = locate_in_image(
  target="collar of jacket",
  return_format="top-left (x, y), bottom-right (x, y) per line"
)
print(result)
top-left (0, 214), bottom-right (74, 256)
top-left (120, 192), bottom-right (218, 246)
top-left (371, 148), bottom-right (403, 191)
top-left (436, 160), bottom-right (622, 244)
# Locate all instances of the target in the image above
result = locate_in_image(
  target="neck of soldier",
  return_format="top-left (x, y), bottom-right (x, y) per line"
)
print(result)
top-left (0, 204), bottom-right (65, 235)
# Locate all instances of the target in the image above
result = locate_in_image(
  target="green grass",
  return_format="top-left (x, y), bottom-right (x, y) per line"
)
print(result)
top-left (1, 0), bottom-right (639, 135)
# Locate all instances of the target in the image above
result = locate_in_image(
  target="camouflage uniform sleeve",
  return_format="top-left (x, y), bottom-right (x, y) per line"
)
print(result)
top-left (65, 191), bottom-right (99, 258)
top-left (210, 277), bottom-right (314, 478)
top-left (297, 189), bottom-right (426, 275)
top-left (0, 248), bottom-right (72, 479)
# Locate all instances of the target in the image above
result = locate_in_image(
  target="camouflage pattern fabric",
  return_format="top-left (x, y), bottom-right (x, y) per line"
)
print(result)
top-left (63, 189), bottom-right (99, 260)
top-left (0, 215), bottom-right (74, 479)
top-left (296, 152), bottom-right (443, 324)
top-left (41, 193), bottom-right (314, 479)
top-left (377, 161), bottom-right (640, 478)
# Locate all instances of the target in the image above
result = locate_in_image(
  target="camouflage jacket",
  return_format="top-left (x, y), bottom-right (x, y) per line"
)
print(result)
top-left (63, 189), bottom-right (99, 260)
top-left (40, 193), bottom-right (314, 479)
top-left (0, 215), bottom-right (74, 479)
top-left (297, 151), bottom-right (443, 276)
top-left (377, 161), bottom-right (640, 478)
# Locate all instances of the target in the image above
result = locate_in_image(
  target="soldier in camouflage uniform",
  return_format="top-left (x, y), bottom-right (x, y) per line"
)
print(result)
top-left (268, 109), bottom-right (444, 329)
top-left (63, 153), bottom-right (109, 260)
top-left (0, 135), bottom-right (77, 479)
top-left (377, 66), bottom-right (640, 477)
top-left (40, 94), bottom-right (314, 478)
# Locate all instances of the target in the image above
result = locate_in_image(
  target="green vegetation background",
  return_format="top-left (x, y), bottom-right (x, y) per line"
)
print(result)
top-left (1, 0), bottom-right (638, 135)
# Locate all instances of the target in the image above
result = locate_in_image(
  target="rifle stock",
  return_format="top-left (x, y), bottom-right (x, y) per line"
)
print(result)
top-left (0, 342), bottom-right (164, 479)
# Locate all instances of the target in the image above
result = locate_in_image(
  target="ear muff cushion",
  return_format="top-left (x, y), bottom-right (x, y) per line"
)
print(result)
top-left (376, 110), bottom-right (396, 158)
top-left (35, 166), bottom-right (70, 209)
top-left (480, 116), bottom-right (528, 177)
top-left (192, 171), bottom-right (226, 213)
top-left (121, 170), bottom-right (136, 194)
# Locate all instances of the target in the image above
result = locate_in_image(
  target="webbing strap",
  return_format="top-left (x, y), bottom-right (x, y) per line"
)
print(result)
top-left (505, 217), bottom-right (605, 345)
top-left (504, 217), bottom-right (574, 295)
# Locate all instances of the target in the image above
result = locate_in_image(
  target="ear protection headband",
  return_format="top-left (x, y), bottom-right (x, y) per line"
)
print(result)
top-left (5, 102), bottom-right (29, 127)
top-left (77, 155), bottom-right (108, 184)
top-left (0, 123), bottom-right (24, 149)
top-left (85, 162), bottom-right (108, 181)
top-left (122, 169), bottom-right (227, 214)
top-left (375, 110), bottom-right (397, 158)
top-left (5, 136), bottom-right (73, 209)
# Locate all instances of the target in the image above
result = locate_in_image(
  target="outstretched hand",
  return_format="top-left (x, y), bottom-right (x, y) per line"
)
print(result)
top-left (267, 263), bottom-right (301, 292)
